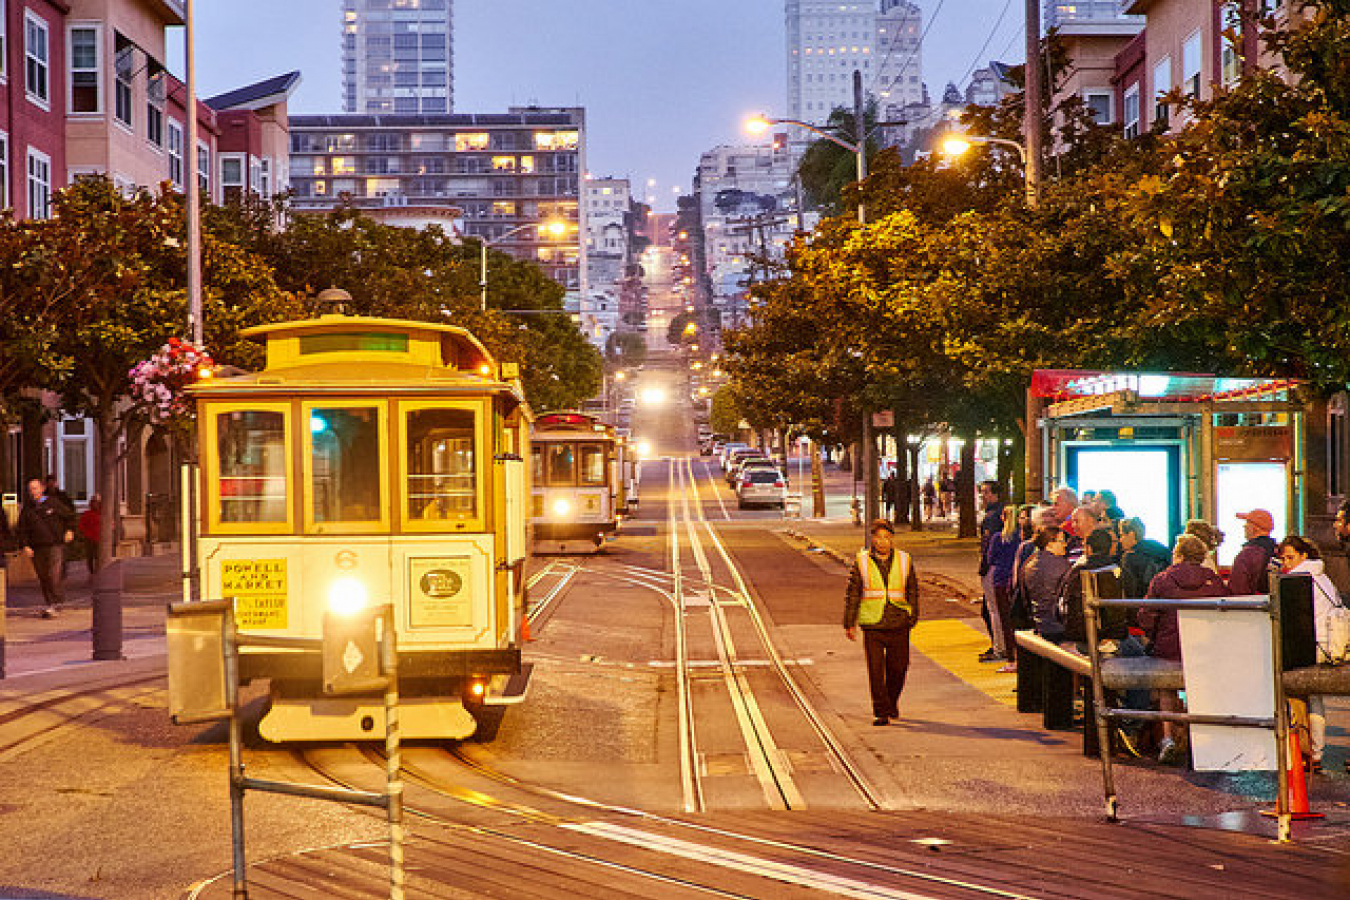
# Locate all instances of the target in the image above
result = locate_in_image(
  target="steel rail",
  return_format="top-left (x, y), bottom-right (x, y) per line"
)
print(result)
top-left (684, 457), bottom-right (885, 811)
top-left (667, 461), bottom-right (706, 814)
top-left (291, 748), bottom-right (748, 900)
top-left (678, 457), bottom-right (804, 811)
top-left (0, 673), bottom-right (165, 758)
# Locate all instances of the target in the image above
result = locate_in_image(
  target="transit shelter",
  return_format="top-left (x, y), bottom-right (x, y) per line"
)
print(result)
top-left (1031, 370), bottom-right (1306, 561)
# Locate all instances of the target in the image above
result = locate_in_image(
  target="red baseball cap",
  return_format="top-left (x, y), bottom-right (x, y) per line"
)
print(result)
top-left (1237, 509), bottom-right (1275, 532)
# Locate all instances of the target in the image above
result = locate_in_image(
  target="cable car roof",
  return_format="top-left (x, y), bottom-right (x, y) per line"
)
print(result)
top-left (192, 314), bottom-right (528, 406)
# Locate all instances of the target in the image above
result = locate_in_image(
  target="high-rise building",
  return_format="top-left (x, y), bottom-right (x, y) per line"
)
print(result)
top-left (874, 0), bottom-right (924, 115)
top-left (786, 0), bottom-right (877, 122)
top-left (288, 107), bottom-right (584, 290)
top-left (342, 0), bottom-right (453, 114)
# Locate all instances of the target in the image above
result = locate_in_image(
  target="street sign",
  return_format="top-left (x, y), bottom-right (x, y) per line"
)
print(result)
top-left (872, 411), bottom-right (894, 428)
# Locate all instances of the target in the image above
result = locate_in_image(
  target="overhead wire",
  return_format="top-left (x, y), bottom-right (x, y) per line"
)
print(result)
top-left (870, 0), bottom-right (948, 101)
top-left (957, 0), bottom-right (1016, 93)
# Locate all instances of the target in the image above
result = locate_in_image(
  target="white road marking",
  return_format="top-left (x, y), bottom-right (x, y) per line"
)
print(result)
top-left (565, 821), bottom-right (945, 900)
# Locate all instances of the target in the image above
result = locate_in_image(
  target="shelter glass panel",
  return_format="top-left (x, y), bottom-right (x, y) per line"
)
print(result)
top-left (407, 408), bottom-right (477, 521)
top-left (217, 411), bottom-right (288, 523)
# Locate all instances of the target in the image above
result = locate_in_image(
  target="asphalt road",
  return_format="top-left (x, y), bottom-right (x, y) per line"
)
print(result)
top-left (2, 350), bottom-right (1349, 898)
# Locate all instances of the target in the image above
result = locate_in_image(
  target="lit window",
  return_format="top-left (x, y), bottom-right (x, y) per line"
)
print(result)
top-left (454, 132), bottom-right (489, 152)
top-left (491, 155), bottom-right (516, 171)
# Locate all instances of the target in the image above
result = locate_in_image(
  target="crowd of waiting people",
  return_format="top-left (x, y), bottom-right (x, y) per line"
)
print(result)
top-left (976, 482), bottom-right (1350, 773)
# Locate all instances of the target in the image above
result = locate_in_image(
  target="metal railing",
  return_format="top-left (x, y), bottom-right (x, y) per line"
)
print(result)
top-left (168, 600), bottom-right (405, 899)
top-left (1082, 574), bottom-right (1294, 841)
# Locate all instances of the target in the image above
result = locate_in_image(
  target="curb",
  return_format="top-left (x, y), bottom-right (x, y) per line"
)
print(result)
top-left (781, 527), bottom-right (852, 567)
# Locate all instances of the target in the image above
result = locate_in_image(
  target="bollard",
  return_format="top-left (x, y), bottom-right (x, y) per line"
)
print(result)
top-left (91, 560), bottom-right (124, 661)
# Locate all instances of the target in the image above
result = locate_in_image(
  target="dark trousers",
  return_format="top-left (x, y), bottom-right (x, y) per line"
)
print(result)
top-left (84, 539), bottom-right (101, 576)
top-left (32, 544), bottom-right (64, 607)
top-left (863, 627), bottom-right (911, 717)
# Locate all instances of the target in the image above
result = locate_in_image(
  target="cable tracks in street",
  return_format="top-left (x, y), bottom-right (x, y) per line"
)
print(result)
top-left (667, 455), bottom-right (883, 813)
top-left (0, 667), bottom-right (165, 761)
top-left (279, 742), bottom-right (1033, 900)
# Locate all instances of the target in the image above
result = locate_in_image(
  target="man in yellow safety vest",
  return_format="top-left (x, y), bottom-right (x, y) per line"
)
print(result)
top-left (844, 519), bottom-right (921, 725)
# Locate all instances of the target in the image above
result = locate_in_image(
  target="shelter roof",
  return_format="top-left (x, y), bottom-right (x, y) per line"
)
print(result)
top-left (1030, 370), bottom-right (1301, 403)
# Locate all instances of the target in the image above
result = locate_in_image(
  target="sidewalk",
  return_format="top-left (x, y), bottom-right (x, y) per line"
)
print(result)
top-left (780, 456), bottom-right (984, 600)
top-left (2, 552), bottom-right (178, 683)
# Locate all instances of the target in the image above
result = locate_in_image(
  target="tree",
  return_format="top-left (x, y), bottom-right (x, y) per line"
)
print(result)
top-left (709, 384), bottom-right (745, 436)
top-left (796, 101), bottom-right (881, 214)
top-left (605, 331), bottom-right (647, 368)
top-left (209, 200), bottom-right (602, 409)
top-left (0, 177), bottom-right (298, 566)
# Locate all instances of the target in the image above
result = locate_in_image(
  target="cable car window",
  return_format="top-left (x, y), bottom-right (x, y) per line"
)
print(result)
top-left (530, 446), bottom-right (544, 483)
top-left (310, 407), bottom-right (381, 523)
top-left (217, 410), bottom-right (287, 523)
top-left (548, 443), bottom-right (575, 485)
top-left (579, 443), bottom-right (605, 485)
top-left (407, 408), bottom-right (476, 520)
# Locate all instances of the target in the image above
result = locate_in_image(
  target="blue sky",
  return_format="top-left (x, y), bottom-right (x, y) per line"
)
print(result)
top-left (173, 1), bottom-right (1022, 210)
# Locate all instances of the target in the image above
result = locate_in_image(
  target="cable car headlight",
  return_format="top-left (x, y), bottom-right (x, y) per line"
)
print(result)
top-left (636, 440), bottom-right (652, 459)
top-left (552, 498), bottom-right (572, 517)
top-left (328, 576), bottom-right (369, 616)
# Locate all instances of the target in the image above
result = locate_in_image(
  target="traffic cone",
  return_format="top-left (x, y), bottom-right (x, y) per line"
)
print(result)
top-left (520, 615), bottom-right (534, 643)
top-left (1263, 729), bottom-right (1325, 821)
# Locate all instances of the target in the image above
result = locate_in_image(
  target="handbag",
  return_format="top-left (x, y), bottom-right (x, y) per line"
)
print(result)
top-left (1313, 581), bottom-right (1350, 665)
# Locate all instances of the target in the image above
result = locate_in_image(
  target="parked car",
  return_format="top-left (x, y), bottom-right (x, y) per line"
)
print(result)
top-left (733, 458), bottom-right (780, 489)
top-left (718, 442), bottom-right (750, 470)
top-left (737, 468), bottom-right (787, 509)
top-left (725, 450), bottom-right (768, 484)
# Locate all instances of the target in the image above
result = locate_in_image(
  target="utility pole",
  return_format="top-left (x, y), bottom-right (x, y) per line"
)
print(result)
top-left (854, 69), bottom-right (879, 531)
top-left (185, 0), bottom-right (202, 345)
top-left (1023, 0), bottom-right (1042, 209)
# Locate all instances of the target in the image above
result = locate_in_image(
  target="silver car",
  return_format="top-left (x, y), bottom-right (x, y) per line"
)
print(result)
top-left (737, 468), bottom-right (786, 509)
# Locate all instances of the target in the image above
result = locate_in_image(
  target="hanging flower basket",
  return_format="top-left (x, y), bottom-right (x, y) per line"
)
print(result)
top-left (129, 337), bottom-right (213, 423)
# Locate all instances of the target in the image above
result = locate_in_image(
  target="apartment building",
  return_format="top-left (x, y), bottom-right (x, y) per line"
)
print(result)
top-left (342, 0), bottom-right (452, 114)
top-left (1117, 0), bottom-right (1243, 135)
top-left (205, 71), bottom-right (301, 204)
top-left (874, 0), bottom-right (924, 119)
top-left (582, 176), bottom-right (633, 347)
top-left (692, 142), bottom-right (798, 327)
top-left (288, 107), bottom-right (585, 291)
top-left (0, 0), bottom-right (68, 218)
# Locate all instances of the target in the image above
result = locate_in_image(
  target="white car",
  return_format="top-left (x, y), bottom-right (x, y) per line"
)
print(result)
top-left (737, 468), bottom-right (787, 508)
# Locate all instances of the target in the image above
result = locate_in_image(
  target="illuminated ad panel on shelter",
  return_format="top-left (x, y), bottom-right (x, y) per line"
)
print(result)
top-left (1065, 445), bottom-right (1180, 546)
top-left (1214, 462), bottom-right (1288, 567)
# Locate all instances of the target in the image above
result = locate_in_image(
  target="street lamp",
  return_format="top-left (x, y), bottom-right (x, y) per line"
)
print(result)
top-left (747, 70), bottom-right (883, 529)
top-left (940, 133), bottom-right (1038, 208)
top-left (745, 111), bottom-right (865, 226)
top-left (480, 220), bottom-right (567, 311)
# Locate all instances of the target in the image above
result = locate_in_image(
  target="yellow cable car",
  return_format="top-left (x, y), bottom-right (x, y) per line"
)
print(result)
top-left (529, 411), bottom-right (624, 552)
top-left (186, 314), bottom-right (531, 742)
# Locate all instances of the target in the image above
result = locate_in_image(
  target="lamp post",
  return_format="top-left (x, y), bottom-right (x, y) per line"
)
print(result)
top-left (746, 70), bottom-right (882, 530)
top-left (479, 220), bottom-right (567, 311)
top-left (940, 134), bottom-right (1038, 208)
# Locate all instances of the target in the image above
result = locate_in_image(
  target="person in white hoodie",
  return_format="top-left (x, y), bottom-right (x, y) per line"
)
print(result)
top-left (1277, 535), bottom-right (1342, 773)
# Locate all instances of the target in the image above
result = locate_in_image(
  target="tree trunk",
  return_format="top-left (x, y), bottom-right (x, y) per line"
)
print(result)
top-left (96, 408), bottom-right (120, 569)
top-left (957, 432), bottom-right (978, 539)
top-left (892, 409), bottom-right (909, 524)
top-left (811, 439), bottom-right (826, 517)
top-left (908, 443), bottom-right (924, 532)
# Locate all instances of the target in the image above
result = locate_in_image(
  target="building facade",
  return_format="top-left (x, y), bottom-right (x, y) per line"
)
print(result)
top-left (582, 176), bottom-right (633, 348)
top-left (205, 71), bottom-right (301, 205)
top-left (342, 0), bottom-right (452, 114)
top-left (874, 0), bottom-right (924, 118)
top-left (288, 107), bottom-right (585, 291)
top-left (786, 0), bottom-right (877, 122)
top-left (692, 142), bottom-right (798, 329)
top-left (1, 0), bottom-right (68, 219)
